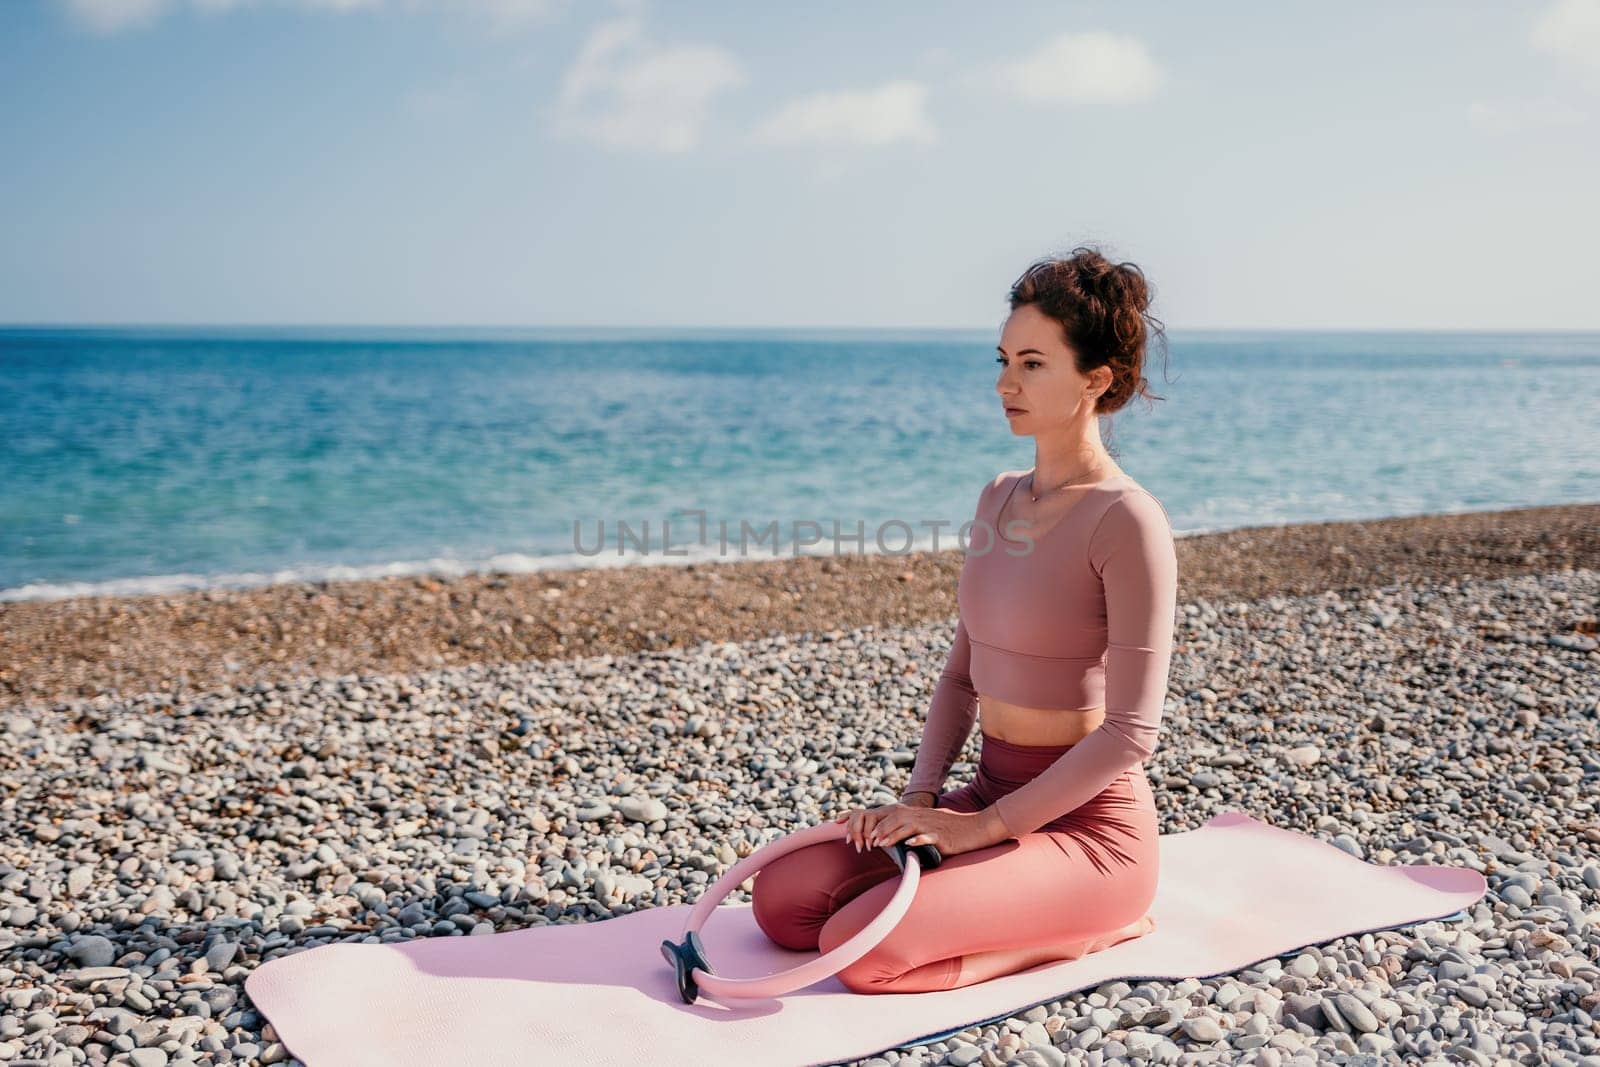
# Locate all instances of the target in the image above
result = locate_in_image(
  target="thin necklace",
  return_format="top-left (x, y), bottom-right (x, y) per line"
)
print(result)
top-left (1028, 466), bottom-right (1113, 503)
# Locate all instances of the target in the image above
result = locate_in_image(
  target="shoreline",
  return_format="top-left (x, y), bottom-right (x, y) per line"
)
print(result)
top-left (3, 499), bottom-right (1597, 712)
top-left (0, 503), bottom-right (1568, 608)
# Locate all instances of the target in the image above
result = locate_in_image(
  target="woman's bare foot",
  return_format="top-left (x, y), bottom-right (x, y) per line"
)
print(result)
top-left (1075, 913), bottom-right (1156, 956)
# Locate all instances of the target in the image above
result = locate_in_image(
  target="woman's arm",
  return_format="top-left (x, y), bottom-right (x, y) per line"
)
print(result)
top-left (991, 490), bottom-right (1179, 838)
top-left (899, 476), bottom-right (1000, 805)
top-left (900, 617), bottom-right (979, 802)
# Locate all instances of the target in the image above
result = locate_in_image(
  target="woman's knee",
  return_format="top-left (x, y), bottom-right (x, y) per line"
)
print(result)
top-left (750, 863), bottom-right (814, 950)
top-left (751, 846), bottom-right (851, 950)
top-left (816, 898), bottom-right (878, 990)
top-left (752, 839), bottom-right (904, 951)
top-left (818, 888), bottom-right (956, 995)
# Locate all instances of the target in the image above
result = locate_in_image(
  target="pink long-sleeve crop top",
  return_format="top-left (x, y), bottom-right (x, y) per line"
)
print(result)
top-left (903, 469), bottom-right (1179, 837)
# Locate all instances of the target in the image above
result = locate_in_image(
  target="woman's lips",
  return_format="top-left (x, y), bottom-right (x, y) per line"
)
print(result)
top-left (1005, 407), bottom-right (1026, 415)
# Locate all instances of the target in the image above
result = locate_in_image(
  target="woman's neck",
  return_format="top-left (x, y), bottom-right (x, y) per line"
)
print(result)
top-left (1031, 440), bottom-right (1116, 492)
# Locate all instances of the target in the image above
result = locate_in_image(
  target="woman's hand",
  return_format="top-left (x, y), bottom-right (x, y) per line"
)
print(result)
top-left (834, 800), bottom-right (919, 853)
top-left (833, 798), bottom-right (1004, 858)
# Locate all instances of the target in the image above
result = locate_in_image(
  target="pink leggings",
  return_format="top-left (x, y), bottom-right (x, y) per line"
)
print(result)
top-left (750, 732), bottom-right (1160, 994)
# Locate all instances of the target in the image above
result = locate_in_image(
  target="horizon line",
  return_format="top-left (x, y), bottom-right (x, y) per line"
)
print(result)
top-left (4, 322), bottom-right (1600, 335)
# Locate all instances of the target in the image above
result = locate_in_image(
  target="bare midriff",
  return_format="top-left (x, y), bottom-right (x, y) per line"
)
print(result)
top-left (978, 697), bottom-right (1104, 747)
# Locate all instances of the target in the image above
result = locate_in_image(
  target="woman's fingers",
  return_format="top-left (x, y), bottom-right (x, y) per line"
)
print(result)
top-left (835, 807), bottom-right (919, 851)
top-left (854, 812), bottom-right (882, 852)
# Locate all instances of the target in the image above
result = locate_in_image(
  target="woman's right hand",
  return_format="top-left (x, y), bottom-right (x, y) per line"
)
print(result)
top-left (833, 792), bottom-right (937, 852)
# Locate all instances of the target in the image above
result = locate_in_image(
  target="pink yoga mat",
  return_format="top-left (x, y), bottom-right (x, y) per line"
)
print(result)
top-left (244, 811), bottom-right (1486, 1066)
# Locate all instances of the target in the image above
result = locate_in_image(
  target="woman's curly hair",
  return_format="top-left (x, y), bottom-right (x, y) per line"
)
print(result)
top-left (1007, 245), bottom-right (1170, 420)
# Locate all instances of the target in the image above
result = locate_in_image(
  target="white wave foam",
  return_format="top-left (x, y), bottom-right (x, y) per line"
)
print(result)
top-left (0, 523), bottom-right (1219, 604)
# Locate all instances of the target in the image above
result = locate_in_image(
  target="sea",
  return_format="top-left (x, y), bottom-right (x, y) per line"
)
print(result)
top-left (3, 326), bottom-right (1597, 602)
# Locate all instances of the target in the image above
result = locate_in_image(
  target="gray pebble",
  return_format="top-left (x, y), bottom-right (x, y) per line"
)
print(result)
top-left (66, 935), bottom-right (117, 968)
top-left (617, 797), bottom-right (668, 823)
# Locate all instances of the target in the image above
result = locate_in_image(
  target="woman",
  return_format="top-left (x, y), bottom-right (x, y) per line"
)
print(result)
top-left (749, 246), bottom-right (1179, 995)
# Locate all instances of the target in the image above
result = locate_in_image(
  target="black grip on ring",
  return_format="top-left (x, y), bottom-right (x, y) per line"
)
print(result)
top-left (660, 930), bottom-right (712, 1005)
top-left (887, 840), bottom-right (943, 872)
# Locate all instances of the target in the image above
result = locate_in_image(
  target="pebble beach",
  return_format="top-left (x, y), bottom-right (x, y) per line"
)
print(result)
top-left (2, 502), bottom-right (1599, 1067)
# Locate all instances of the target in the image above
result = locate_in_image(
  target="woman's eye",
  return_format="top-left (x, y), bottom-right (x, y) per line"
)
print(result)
top-left (994, 356), bottom-right (1042, 369)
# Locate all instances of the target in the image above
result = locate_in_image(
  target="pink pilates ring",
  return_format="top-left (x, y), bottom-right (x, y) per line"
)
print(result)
top-left (661, 820), bottom-right (943, 1004)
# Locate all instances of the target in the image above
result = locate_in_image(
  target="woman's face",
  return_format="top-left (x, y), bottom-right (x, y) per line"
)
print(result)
top-left (994, 303), bottom-right (1107, 435)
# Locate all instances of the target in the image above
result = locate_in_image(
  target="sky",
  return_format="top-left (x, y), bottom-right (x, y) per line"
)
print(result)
top-left (2, 0), bottom-right (1598, 330)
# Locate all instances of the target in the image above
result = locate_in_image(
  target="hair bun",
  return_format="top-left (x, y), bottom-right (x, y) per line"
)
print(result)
top-left (1006, 244), bottom-right (1167, 418)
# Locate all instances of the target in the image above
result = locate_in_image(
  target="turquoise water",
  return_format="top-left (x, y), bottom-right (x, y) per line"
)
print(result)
top-left (3, 326), bottom-right (1597, 601)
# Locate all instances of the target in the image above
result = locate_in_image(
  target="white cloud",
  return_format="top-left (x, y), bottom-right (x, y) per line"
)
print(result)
top-left (748, 81), bottom-right (937, 147)
top-left (1531, 0), bottom-right (1600, 74)
top-left (61, 0), bottom-right (172, 33)
top-left (547, 16), bottom-right (746, 154)
top-left (420, 0), bottom-right (566, 29)
top-left (986, 30), bottom-right (1162, 103)
top-left (1467, 98), bottom-right (1589, 133)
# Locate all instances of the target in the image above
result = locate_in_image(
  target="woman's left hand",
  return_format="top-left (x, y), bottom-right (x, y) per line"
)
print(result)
top-left (862, 806), bottom-right (1004, 858)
